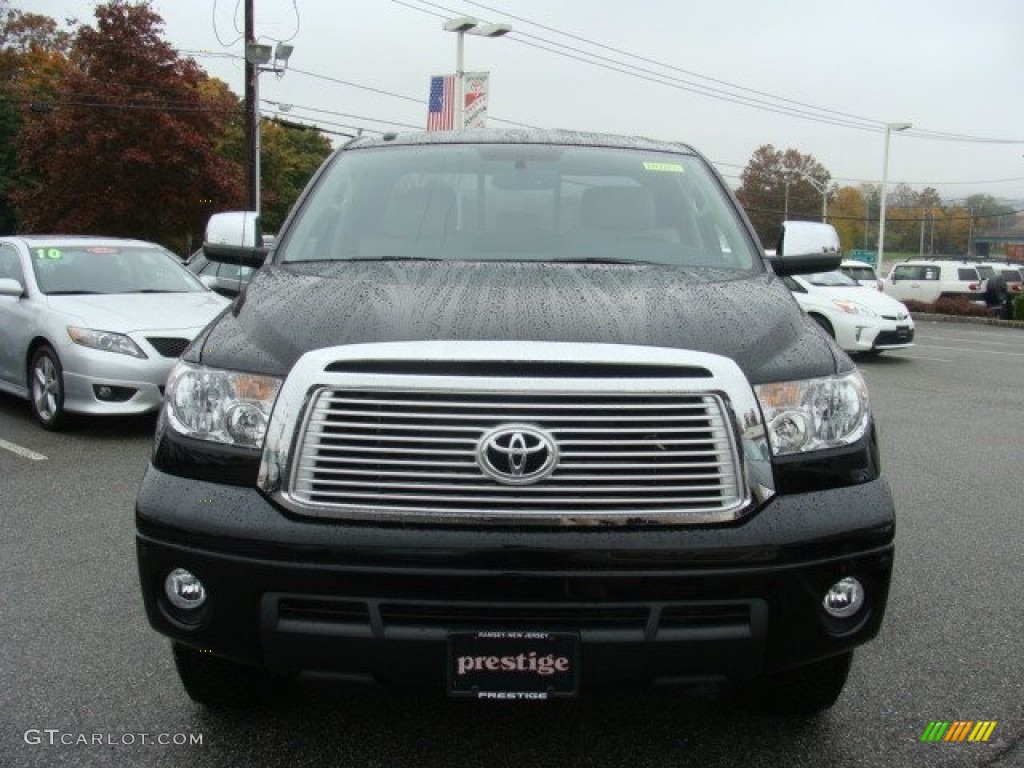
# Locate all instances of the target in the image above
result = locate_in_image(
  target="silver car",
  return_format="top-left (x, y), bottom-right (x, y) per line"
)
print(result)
top-left (0, 236), bottom-right (230, 429)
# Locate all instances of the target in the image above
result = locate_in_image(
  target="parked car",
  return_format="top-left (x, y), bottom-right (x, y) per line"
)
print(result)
top-left (839, 259), bottom-right (883, 291)
top-left (883, 259), bottom-right (983, 303)
top-left (185, 249), bottom-right (255, 298)
top-left (184, 211), bottom-right (268, 298)
top-left (0, 236), bottom-right (230, 429)
top-left (137, 129), bottom-right (895, 716)
top-left (784, 270), bottom-right (914, 354)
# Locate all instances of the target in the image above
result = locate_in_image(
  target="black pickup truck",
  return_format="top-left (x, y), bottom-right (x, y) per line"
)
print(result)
top-left (136, 129), bottom-right (894, 714)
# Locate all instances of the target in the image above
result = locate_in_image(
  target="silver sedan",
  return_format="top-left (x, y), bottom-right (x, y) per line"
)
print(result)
top-left (0, 236), bottom-right (230, 429)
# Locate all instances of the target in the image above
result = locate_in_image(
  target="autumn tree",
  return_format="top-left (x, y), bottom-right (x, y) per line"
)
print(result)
top-left (0, 0), bottom-right (72, 233)
top-left (13, 0), bottom-right (243, 253)
top-left (735, 144), bottom-right (832, 248)
top-left (829, 186), bottom-right (869, 253)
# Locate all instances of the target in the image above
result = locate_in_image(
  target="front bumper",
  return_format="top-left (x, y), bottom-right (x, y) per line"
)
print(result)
top-left (833, 316), bottom-right (914, 353)
top-left (59, 332), bottom-right (199, 416)
top-left (137, 466), bottom-right (895, 690)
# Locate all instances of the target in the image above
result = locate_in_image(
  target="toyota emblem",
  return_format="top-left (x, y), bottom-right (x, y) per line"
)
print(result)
top-left (476, 424), bottom-right (559, 486)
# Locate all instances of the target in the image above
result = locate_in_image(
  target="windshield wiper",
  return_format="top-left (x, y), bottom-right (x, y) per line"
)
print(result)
top-left (346, 256), bottom-right (446, 262)
top-left (558, 257), bottom-right (660, 265)
top-left (45, 290), bottom-right (102, 295)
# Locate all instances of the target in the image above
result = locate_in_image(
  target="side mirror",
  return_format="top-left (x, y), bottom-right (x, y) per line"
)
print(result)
top-left (772, 221), bottom-right (841, 276)
top-left (203, 211), bottom-right (269, 269)
top-left (767, 252), bottom-right (841, 277)
top-left (207, 211), bottom-right (260, 247)
top-left (0, 277), bottom-right (24, 297)
top-left (199, 275), bottom-right (219, 290)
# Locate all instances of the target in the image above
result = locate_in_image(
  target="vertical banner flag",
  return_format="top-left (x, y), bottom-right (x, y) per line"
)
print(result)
top-left (427, 75), bottom-right (455, 131)
top-left (462, 72), bottom-right (490, 129)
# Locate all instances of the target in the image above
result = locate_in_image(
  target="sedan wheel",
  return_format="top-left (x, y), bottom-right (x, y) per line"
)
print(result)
top-left (30, 346), bottom-right (67, 430)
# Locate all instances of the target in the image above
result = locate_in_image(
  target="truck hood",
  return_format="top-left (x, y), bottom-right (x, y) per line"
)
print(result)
top-left (199, 261), bottom-right (844, 384)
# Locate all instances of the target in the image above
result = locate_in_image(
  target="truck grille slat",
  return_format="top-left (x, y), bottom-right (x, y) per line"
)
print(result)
top-left (288, 388), bottom-right (744, 520)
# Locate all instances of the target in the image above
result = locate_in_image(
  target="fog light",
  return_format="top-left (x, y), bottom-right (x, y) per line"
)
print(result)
top-left (823, 577), bottom-right (864, 618)
top-left (165, 568), bottom-right (207, 610)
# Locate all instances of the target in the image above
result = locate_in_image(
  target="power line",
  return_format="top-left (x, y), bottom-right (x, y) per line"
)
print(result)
top-left (396, 0), bottom-right (1024, 145)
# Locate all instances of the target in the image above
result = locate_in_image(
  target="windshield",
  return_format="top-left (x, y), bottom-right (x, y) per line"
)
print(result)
top-left (843, 266), bottom-right (877, 281)
top-left (278, 143), bottom-right (758, 275)
top-left (806, 270), bottom-right (860, 287)
top-left (30, 243), bottom-right (206, 296)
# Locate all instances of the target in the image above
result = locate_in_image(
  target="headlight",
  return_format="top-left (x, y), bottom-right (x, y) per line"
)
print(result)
top-left (67, 326), bottom-right (146, 358)
top-left (755, 371), bottom-right (870, 456)
top-left (164, 361), bottom-right (282, 448)
top-left (831, 300), bottom-right (877, 317)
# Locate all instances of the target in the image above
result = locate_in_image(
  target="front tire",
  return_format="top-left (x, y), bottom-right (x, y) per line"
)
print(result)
top-left (740, 652), bottom-right (853, 716)
top-left (29, 345), bottom-right (67, 430)
top-left (172, 643), bottom-right (286, 709)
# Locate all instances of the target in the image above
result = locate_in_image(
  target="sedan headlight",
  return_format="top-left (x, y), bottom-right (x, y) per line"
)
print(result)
top-left (164, 361), bottom-right (282, 448)
top-left (755, 371), bottom-right (870, 456)
top-left (67, 326), bottom-right (146, 358)
top-left (831, 300), bottom-right (877, 317)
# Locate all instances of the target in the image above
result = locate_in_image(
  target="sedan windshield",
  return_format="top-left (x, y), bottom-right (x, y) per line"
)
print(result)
top-left (806, 270), bottom-right (860, 287)
top-left (30, 243), bottom-right (205, 295)
top-left (278, 143), bottom-right (759, 275)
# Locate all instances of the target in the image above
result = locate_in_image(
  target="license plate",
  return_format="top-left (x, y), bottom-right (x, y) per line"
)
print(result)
top-left (447, 631), bottom-right (579, 699)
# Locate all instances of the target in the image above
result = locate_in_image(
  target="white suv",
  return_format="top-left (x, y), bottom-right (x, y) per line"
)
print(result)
top-left (883, 260), bottom-right (983, 303)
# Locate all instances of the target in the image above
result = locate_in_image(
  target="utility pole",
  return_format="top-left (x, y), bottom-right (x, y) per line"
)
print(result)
top-left (244, 0), bottom-right (258, 212)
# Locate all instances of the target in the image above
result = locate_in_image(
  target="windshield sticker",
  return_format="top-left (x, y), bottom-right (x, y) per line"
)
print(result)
top-left (85, 247), bottom-right (121, 254)
top-left (32, 247), bottom-right (63, 260)
top-left (643, 162), bottom-right (685, 173)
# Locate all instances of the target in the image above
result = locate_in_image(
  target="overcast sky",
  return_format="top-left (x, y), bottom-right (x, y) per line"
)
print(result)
top-left (29, 0), bottom-right (1024, 203)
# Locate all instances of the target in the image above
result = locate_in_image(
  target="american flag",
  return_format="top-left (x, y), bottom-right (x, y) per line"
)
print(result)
top-left (427, 75), bottom-right (455, 131)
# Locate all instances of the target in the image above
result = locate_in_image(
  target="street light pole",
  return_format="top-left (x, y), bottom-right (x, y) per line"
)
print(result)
top-left (244, 0), bottom-right (257, 212)
top-left (794, 170), bottom-right (829, 222)
top-left (243, 42), bottom-right (293, 217)
top-left (443, 16), bottom-right (511, 129)
top-left (877, 122), bottom-right (912, 268)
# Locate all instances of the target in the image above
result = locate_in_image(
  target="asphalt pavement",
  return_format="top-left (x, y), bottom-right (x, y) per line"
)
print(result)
top-left (0, 318), bottom-right (1021, 768)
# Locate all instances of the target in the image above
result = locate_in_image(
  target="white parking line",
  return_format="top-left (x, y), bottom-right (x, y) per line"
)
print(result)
top-left (917, 343), bottom-right (1024, 357)
top-left (896, 355), bottom-right (954, 363)
top-left (0, 438), bottom-right (48, 461)
top-left (914, 333), bottom-right (1023, 348)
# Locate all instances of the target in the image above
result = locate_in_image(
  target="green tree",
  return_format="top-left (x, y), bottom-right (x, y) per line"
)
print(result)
top-left (12, 0), bottom-right (243, 253)
top-left (735, 144), bottom-right (832, 248)
top-left (256, 118), bottom-right (332, 232)
top-left (212, 106), bottom-right (333, 233)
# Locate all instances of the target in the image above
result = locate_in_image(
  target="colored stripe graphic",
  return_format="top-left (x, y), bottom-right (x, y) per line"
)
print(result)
top-left (921, 721), bottom-right (997, 743)
top-left (969, 722), bottom-right (998, 742)
top-left (945, 721), bottom-right (972, 741)
top-left (921, 722), bottom-right (949, 742)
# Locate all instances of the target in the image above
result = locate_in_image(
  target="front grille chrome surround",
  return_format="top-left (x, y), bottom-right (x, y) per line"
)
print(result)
top-left (259, 342), bottom-right (774, 526)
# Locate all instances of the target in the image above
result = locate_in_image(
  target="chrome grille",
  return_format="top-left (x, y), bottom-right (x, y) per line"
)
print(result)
top-left (289, 389), bottom-right (743, 519)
